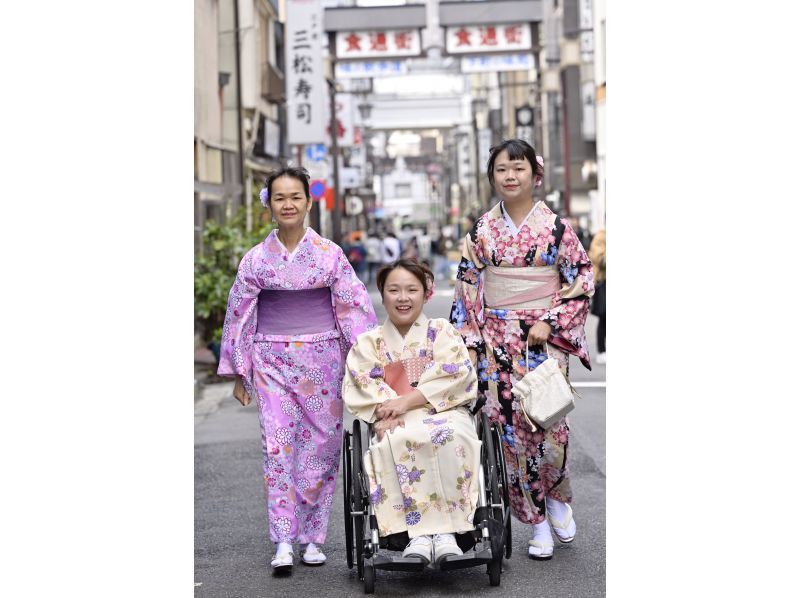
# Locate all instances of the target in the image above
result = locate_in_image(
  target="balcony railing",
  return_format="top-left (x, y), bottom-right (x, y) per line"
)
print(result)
top-left (261, 61), bottom-right (285, 104)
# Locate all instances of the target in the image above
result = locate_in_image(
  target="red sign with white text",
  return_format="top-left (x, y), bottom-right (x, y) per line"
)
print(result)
top-left (445, 24), bottom-right (531, 54)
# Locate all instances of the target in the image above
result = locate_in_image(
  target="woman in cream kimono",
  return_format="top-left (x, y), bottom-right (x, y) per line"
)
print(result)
top-left (450, 139), bottom-right (594, 561)
top-left (342, 259), bottom-right (481, 565)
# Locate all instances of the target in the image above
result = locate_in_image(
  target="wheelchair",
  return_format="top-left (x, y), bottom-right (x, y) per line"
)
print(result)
top-left (341, 399), bottom-right (512, 594)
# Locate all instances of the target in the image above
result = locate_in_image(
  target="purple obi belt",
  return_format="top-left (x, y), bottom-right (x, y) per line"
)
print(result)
top-left (256, 287), bottom-right (336, 336)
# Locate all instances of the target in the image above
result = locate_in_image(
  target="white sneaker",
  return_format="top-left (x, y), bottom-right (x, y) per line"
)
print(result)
top-left (546, 498), bottom-right (576, 543)
top-left (402, 535), bottom-right (433, 563)
top-left (271, 542), bottom-right (294, 572)
top-left (300, 542), bottom-right (326, 566)
top-left (432, 533), bottom-right (463, 563)
top-left (528, 520), bottom-right (554, 560)
top-left (596, 352), bottom-right (606, 365)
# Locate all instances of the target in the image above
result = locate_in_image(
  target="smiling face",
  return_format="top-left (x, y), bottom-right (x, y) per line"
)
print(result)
top-left (382, 267), bottom-right (425, 336)
top-left (269, 175), bottom-right (311, 230)
top-left (492, 149), bottom-right (534, 204)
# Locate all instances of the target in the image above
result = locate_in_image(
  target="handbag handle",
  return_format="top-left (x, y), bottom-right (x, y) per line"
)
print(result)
top-left (525, 337), bottom-right (552, 375)
top-left (524, 337), bottom-right (583, 400)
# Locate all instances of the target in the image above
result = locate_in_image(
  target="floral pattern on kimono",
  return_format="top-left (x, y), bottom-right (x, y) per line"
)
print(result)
top-left (218, 227), bottom-right (377, 544)
top-left (342, 315), bottom-right (482, 538)
top-left (449, 201), bottom-right (594, 525)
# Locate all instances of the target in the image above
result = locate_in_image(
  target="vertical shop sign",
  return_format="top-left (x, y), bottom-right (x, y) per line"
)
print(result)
top-left (286, 0), bottom-right (325, 144)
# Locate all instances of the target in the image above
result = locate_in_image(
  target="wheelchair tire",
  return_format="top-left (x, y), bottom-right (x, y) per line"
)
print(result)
top-left (342, 430), bottom-right (354, 569)
top-left (352, 419), bottom-right (366, 580)
top-left (492, 422), bottom-right (513, 559)
top-left (488, 559), bottom-right (501, 586)
top-left (363, 563), bottom-right (375, 594)
top-left (480, 413), bottom-right (502, 523)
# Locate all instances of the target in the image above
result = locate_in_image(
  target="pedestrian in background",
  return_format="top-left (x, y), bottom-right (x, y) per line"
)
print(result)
top-left (345, 232), bottom-right (368, 284)
top-left (365, 231), bottom-right (382, 284)
top-left (401, 236), bottom-right (419, 260)
top-left (588, 229), bottom-right (606, 364)
top-left (450, 139), bottom-right (594, 561)
top-left (432, 232), bottom-right (451, 285)
top-left (217, 166), bottom-right (378, 574)
top-left (381, 230), bottom-right (402, 265)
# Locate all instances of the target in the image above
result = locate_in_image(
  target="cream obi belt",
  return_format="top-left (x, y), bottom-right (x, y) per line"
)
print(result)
top-left (483, 265), bottom-right (559, 311)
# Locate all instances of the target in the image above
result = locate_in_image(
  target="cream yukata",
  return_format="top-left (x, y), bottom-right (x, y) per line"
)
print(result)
top-left (342, 315), bottom-right (481, 538)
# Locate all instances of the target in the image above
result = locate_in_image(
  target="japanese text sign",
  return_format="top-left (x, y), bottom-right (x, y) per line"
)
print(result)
top-left (335, 29), bottom-right (421, 60)
top-left (287, 0), bottom-right (326, 145)
top-left (445, 23), bottom-right (531, 55)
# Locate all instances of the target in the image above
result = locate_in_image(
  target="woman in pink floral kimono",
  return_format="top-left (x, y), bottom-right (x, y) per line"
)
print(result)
top-left (218, 166), bottom-right (377, 574)
top-left (450, 139), bottom-right (594, 561)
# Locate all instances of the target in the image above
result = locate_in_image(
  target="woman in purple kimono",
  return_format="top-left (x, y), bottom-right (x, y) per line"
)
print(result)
top-left (450, 140), bottom-right (594, 561)
top-left (217, 166), bottom-right (377, 574)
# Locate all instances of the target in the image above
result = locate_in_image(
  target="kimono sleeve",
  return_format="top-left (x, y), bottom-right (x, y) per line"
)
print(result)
top-left (449, 231), bottom-right (486, 351)
top-left (331, 247), bottom-right (378, 353)
top-left (416, 320), bottom-right (478, 413)
top-left (342, 331), bottom-right (397, 423)
top-left (539, 218), bottom-right (595, 346)
top-left (217, 247), bottom-right (261, 398)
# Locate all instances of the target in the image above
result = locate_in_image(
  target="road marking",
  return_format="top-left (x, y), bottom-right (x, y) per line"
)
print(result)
top-left (572, 381), bottom-right (606, 388)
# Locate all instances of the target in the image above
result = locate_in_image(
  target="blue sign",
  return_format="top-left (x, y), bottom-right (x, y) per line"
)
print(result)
top-left (310, 180), bottom-right (327, 199)
top-left (305, 144), bottom-right (327, 162)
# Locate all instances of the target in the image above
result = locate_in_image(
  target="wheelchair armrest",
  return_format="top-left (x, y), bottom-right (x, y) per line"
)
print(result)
top-left (469, 394), bottom-right (487, 416)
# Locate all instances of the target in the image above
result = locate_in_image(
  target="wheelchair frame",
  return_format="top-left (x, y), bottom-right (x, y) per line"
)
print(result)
top-left (342, 405), bottom-right (512, 594)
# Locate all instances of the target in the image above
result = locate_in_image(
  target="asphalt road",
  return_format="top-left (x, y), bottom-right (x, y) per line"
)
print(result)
top-left (195, 283), bottom-right (605, 597)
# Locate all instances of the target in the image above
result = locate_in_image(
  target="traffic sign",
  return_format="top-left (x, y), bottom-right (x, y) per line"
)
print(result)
top-left (305, 144), bottom-right (327, 162)
top-left (310, 179), bottom-right (327, 199)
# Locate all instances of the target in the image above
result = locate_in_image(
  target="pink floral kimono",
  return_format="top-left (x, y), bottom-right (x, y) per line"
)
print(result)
top-left (450, 201), bottom-right (594, 526)
top-left (218, 227), bottom-right (377, 544)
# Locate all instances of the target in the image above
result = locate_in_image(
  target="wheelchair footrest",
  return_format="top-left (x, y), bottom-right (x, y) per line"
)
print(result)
top-left (371, 553), bottom-right (428, 572)
top-left (438, 547), bottom-right (494, 571)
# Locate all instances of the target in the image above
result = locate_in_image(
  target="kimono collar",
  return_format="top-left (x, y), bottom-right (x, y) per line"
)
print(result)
top-left (382, 313), bottom-right (429, 355)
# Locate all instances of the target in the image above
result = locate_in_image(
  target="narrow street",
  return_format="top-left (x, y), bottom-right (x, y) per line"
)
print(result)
top-left (195, 286), bottom-right (605, 597)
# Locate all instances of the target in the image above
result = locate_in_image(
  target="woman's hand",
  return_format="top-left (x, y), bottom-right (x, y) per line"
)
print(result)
top-left (374, 416), bottom-right (405, 441)
top-left (376, 389), bottom-right (428, 419)
top-left (233, 376), bottom-right (251, 407)
top-left (527, 321), bottom-right (552, 346)
top-left (468, 348), bottom-right (478, 367)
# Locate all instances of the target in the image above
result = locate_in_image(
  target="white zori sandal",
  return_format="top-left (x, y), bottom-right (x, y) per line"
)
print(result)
top-left (528, 520), bottom-right (554, 560)
top-left (300, 543), bottom-right (327, 566)
top-left (271, 542), bottom-right (294, 573)
top-left (546, 498), bottom-right (577, 543)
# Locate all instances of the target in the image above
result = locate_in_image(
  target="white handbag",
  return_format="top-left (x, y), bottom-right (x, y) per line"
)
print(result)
top-left (511, 341), bottom-right (579, 431)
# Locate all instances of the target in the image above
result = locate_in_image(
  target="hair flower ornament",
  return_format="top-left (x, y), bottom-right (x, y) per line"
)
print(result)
top-left (259, 188), bottom-right (270, 207)
top-left (534, 155), bottom-right (544, 187)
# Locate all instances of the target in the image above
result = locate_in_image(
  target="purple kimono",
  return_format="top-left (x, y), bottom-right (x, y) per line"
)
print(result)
top-left (218, 227), bottom-right (377, 544)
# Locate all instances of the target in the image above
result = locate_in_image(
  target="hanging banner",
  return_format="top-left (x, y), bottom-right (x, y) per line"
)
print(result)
top-left (286, 0), bottom-right (326, 145)
top-left (325, 93), bottom-right (354, 148)
top-left (335, 29), bottom-right (422, 60)
top-left (445, 23), bottom-right (531, 55)
top-left (461, 53), bottom-right (533, 73)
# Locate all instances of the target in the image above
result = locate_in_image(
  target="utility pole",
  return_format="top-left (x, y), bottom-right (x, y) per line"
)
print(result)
top-left (328, 78), bottom-right (342, 244)
top-left (232, 0), bottom-right (246, 218)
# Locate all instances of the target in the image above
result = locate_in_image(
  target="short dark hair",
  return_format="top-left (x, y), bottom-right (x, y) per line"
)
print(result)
top-left (263, 166), bottom-right (311, 204)
top-left (376, 258), bottom-right (434, 297)
top-left (486, 138), bottom-right (543, 188)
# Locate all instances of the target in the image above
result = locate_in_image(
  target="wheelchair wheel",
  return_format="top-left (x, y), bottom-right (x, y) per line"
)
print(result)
top-left (488, 559), bottom-right (501, 586)
top-left (342, 430), bottom-right (354, 569)
top-left (491, 422), bottom-right (513, 559)
top-left (481, 412), bottom-right (506, 584)
top-left (480, 413), bottom-right (502, 524)
top-left (351, 419), bottom-right (366, 580)
top-left (363, 562), bottom-right (375, 594)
